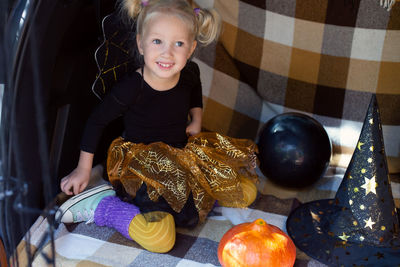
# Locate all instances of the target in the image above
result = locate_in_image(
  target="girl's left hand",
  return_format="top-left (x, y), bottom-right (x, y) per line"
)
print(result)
top-left (186, 121), bottom-right (201, 136)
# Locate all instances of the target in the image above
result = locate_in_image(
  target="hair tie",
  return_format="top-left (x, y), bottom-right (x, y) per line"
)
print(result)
top-left (141, 0), bottom-right (149, 6)
top-left (194, 8), bottom-right (201, 16)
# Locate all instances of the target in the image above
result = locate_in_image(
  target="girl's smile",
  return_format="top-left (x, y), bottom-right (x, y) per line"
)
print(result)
top-left (157, 62), bottom-right (175, 69)
top-left (137, 13), bottom-right (197, 91)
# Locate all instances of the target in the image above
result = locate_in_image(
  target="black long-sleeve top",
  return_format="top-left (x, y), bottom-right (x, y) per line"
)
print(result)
top-left (80, 62), bottom-right (203, 153)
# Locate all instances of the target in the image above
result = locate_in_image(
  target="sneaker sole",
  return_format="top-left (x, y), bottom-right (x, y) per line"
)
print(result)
top-left (55, 184), bottom-right (114, 222)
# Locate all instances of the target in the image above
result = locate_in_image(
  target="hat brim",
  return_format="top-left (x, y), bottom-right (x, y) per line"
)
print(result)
top-left (286, 199), bottom-right (400, 266)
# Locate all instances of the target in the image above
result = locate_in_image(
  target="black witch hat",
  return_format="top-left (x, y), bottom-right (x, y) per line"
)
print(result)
top-left (286, 95), bottom-right (400, 266)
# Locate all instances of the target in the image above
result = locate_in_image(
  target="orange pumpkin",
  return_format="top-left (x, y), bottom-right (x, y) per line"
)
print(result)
top-left (218, 218), bottom-right (296, 267)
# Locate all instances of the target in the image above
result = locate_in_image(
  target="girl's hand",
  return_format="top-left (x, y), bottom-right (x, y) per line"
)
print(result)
top-left (60, 167), bottom-right (91, 195)
top-left (186, 121), bottom-right (201, 136)
top-left (187, 107), bottom-right (202, 136)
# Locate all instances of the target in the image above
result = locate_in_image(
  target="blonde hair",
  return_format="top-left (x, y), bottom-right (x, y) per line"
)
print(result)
top-left (119, 0), bottom-right (221, 46)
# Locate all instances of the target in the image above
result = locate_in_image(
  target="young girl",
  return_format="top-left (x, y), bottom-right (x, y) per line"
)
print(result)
top-left (56, 0), bottom-right (258, 253)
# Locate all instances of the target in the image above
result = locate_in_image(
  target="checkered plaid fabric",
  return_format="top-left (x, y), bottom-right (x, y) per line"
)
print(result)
top-left (17, 167), bottom-right (399, 266)
top-left (194, 0), bottom-right (400, 166)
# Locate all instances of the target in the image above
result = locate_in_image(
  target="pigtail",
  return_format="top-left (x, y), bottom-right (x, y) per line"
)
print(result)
top-left (120, 0), bottom-right (143, 20)
top-left (195, 8), bottom-right (221, 46)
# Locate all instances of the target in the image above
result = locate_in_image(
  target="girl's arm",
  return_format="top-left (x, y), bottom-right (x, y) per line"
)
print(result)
top-left (186, 107), bottom-right (202, 136)
top-left (60, 151), bottom-right (94, 195)
top-left (60, 74), bottom-right (138, 195)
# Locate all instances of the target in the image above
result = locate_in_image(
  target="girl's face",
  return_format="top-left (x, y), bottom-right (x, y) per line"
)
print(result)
top-left (137, 13), bottom-right (197, 90)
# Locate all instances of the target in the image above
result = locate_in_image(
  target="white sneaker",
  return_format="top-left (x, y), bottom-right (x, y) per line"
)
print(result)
top-left (55, 184), bottom-right (115, 224)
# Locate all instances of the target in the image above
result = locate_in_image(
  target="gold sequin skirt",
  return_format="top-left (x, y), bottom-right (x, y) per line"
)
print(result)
top-left (107, 132), bottom-right (259, 222)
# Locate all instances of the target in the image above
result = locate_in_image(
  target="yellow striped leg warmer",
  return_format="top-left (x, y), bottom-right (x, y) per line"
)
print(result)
top-left (128, 211), bottom-right (176, 253)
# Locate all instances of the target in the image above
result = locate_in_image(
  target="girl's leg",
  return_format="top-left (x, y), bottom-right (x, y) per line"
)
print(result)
top-left (217, 178), bottom-right (258, 208)
top-left (94, 195), bottom-right (175, 253)
top-left (56, 184), bottom-right (176, 253)
top-left (240, 178), bottom-right (258, 207)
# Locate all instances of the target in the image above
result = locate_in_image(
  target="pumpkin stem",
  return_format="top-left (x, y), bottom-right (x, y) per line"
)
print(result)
top-left (255, 218), bottom-right (266, 225)
top-left (253, 219), bottom-right (273, 234)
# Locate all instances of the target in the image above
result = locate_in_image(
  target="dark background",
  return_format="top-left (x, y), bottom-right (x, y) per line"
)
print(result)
top-left (0, 0), bottom-right (126, 257)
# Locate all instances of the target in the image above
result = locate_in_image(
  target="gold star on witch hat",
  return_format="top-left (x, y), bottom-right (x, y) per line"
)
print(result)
top-left (286, 95), bottom-right (400, 266)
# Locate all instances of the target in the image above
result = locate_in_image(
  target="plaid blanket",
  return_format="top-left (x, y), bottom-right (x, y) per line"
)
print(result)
top-left (16, 167), bottom-right (399, 266)
top-left (16, 0), bottom-right (400, 266)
